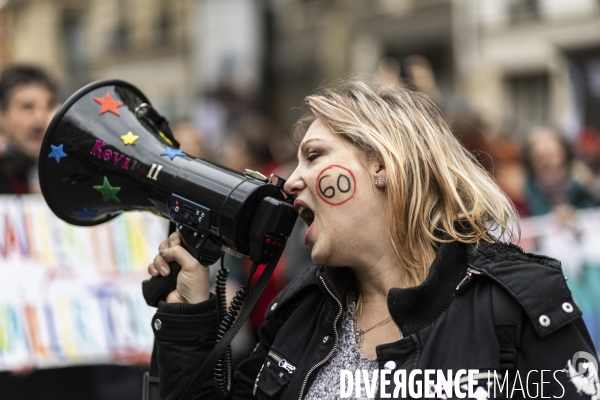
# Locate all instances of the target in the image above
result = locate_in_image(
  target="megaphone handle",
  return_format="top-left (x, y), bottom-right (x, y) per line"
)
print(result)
top-left (141, 225), bottom-right (203, 307)
top-left (142, 262), bottom-right (182, 307)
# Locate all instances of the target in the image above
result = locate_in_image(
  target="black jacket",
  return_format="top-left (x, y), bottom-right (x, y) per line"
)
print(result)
top-left (152, 241), bottom-right (598, 399)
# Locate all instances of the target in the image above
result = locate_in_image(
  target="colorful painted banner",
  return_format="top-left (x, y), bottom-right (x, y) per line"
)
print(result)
top-left (0, 195), bottom-right (168, 371)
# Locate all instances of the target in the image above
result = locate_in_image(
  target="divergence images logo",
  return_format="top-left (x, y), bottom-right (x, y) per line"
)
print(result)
top-left (566, 351), bottom-right (599, 399)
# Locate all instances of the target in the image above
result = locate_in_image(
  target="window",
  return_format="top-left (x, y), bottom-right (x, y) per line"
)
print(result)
top-left (62, 11), bottom-right (86, 72)
top-left (504, 72), bottom-right (550, 132)
top-left (157, 0), bottom-right (173, 44)
top-left (111, 0), bottom-right (131, 51)
top-left (509, 0), bottom-right (539, 23)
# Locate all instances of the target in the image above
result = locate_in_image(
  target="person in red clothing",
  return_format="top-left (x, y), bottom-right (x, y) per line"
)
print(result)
top-left (0, 64), bottom-right (58, 194)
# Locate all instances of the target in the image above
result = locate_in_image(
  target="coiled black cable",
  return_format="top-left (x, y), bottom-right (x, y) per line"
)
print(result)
top-left (213, 257), bottom-right (256, 400)
top-left (215, 258), bottom-right (230, 334)
top-left (214, 258), bottom-right (232, 399)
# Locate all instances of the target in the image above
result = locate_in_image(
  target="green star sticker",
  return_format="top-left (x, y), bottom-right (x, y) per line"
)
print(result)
top-left (93, 176), bottom-right (121, 203)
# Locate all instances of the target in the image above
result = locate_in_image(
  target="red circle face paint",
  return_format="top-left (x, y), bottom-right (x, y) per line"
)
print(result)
top-left (315, 165), bottom-right (357, 206)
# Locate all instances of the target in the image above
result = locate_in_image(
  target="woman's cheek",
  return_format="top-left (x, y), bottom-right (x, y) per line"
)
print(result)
top-left (315, 165), bottom-right (356, 206)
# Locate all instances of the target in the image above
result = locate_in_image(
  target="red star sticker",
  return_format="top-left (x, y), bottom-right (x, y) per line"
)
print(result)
top-left (93, 92), bottom-right (124, 116)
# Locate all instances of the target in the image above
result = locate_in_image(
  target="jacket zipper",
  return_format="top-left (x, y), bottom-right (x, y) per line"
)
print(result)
top-left (267, 350), bottom-right (296, 374)
top-left (297, 276), bottom-right (343, 400)
top-left (252, 364), bottom-right (265, 396)
top-left (456, 268), bottom-right (482, 292)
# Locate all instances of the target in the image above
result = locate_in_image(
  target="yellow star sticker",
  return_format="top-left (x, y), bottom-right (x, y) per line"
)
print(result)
top-left (120, 131), bottom-right (140, 146)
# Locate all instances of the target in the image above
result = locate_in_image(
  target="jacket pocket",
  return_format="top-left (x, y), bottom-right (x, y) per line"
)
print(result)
top-left (254, 349), bottom-right (297, 399)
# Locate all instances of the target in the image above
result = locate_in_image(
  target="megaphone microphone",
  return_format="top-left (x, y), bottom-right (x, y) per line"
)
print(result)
top-left (38, 79), bottom-right (297, 307)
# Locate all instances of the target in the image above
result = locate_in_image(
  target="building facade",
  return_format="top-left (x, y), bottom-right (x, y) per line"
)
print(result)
top-left (457, 0), bottom-right (600, 138)
top-left (1, 0), bottom-right (599, 137)
top-left (0, 0), bottom-right (265, 122)
top-left (267, 0), bottom-right (455, 127)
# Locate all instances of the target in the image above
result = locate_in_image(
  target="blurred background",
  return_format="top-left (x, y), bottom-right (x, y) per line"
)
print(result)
top-left (0, 0), bottom-right (599, 399)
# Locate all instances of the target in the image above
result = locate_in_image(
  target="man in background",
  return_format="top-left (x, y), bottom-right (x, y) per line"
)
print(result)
top-left (0, 64), bottom-right (57, 194)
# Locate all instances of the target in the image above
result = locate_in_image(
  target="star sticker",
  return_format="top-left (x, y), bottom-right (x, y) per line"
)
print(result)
top-left (93, 92), bottom-right (124, 116)
top-left (160, 146), bottom-right (185, 160)
top-left (48, 144), bottom-right (67, 163)
top-left (120, 131), bottom-right (140, 146)
top-left (93, 176), bottom-right (121, 203)
top-left (73, 207), bottom-right (98, 218)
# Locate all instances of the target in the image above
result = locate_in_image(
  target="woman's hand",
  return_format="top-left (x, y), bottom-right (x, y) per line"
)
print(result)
top-left (147, 231), bottom-right (210, 304)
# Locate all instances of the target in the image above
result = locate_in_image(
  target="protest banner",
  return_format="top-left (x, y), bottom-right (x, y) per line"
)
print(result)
top-left (0, 195), bottom-right (167, 371)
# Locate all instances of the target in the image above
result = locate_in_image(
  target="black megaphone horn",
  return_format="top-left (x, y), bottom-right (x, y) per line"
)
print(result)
top-left (38, 79), bottom-right (297, 306)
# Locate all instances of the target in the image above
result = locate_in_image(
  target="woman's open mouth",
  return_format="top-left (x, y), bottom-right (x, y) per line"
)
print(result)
top-left (295, 202), bottom-right (315, 227)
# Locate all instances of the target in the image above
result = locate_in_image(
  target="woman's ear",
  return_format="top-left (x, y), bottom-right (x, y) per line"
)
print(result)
top-left (371, 161), bottom-right (387, 188)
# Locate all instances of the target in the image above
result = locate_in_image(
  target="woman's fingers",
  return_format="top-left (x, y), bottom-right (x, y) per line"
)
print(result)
top-left (158, 238), bottom-right (169, 252)
top-left (160, 245), bottom-right (199, 272)
top-left (167, 231), bottom-right (181, 249)
top-left (152, 253), bottom-right (171, 276)
top-left (148, 263), bottom-right (159, 277)
top-left (158, 231), bottom-right (181, 252)
top-left (151, 234), bottom-right (186, 278)
top-left (149, 233), bottom-right (209, 304)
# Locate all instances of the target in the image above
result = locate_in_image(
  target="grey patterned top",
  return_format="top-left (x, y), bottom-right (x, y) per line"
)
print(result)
top-left (304, 300), bottom-right (379, 400)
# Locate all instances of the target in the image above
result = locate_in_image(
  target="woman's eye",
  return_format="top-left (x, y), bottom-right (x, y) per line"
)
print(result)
top-left (307, 152), bottom-right (320, 162)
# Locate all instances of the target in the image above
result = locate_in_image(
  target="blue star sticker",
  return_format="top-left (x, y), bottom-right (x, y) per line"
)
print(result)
top-left (160, 146), bottom-right (185, 160)
top-left (73, 207), bottom-right (98, 218)
top-left (48, 144), bottom-right (67, 163)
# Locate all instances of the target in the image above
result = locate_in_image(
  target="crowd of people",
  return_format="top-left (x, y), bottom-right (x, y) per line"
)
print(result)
top-left (1, 56), bottom-right (599, 398)
top-left (447, 111), bottom-right (600, 219)
top-left (393, 56), bottom-right (600, 220)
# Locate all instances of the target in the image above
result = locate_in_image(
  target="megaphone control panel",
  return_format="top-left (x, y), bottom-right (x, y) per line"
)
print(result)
top-left (170, 194), bottom-right (210, 230)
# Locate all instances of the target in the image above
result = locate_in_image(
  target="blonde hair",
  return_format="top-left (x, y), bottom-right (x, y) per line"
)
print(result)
top-left (294, 80), bottom-right (519, 287)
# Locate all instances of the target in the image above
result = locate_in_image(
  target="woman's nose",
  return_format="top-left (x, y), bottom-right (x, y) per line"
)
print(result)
top-left (283, 167), bottom-right (306, 196)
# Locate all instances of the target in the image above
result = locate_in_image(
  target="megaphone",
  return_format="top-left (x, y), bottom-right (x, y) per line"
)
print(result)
top-left (38, 79), bottom-right (297, 306)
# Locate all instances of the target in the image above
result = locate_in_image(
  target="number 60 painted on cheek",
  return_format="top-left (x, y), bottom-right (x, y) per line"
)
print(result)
top-left (316, 165), bottom-right (357, 206)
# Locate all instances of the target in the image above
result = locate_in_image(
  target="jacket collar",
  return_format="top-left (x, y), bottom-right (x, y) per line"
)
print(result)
top-left (318, 241), bottom-right (470, 336)
top-left (315, 239), bottom-right (580, 339)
